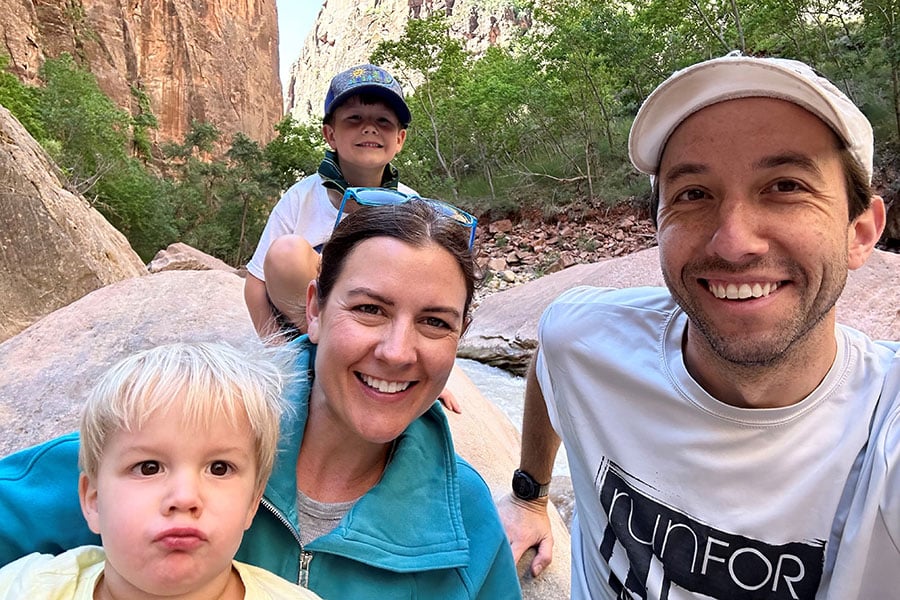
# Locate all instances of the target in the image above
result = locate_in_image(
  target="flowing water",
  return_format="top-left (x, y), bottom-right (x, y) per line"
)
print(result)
top-left (457, 358), bottom-right (570, 477)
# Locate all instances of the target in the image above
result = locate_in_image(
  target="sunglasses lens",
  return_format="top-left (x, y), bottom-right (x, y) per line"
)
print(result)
top-left (351, 188), bottom-right (407, 206)
top-left (427, 201), bottom-right (475, 227)
top-left (338, 188), bottom-right (477, 248)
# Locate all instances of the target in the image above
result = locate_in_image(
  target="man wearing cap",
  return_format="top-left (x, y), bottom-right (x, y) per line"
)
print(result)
top-left (244, 63), bottom-right (414, 339)
top-left (500, 53), bottom-right (899, 599)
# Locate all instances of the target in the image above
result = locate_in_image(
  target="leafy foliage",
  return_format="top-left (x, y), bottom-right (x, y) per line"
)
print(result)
top-left (264, 116), bottom-right (324, 190)
top-left (0, 53), bottom-right (305, 264)
top-left (0, 55), bottom-right (46, 141)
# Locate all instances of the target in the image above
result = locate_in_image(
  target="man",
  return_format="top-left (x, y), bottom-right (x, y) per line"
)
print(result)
top-left (500, 53), bottom-right (898, 599)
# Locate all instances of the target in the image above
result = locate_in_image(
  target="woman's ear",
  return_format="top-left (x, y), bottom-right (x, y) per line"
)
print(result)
top-left (79, 473), bottom-right (102, 535)
top-left (848, 195), bottom-right (886, 270)
top-left (306, 280), bottom-right (321, 343)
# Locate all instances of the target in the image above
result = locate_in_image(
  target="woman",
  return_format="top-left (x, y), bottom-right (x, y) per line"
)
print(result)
top-left (0, 199), bottom-right (520, 599)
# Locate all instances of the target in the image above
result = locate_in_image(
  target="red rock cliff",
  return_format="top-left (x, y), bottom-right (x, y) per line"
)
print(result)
top-left (0, 0), bottom-right (281, 145)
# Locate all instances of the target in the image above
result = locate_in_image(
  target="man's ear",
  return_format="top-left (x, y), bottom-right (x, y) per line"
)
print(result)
top-left (79, 473), bottom-right (102, 535)
top-left (306, 280), bottom-right (321, 343)
top-left (848, 195), bottom-right (887, 270)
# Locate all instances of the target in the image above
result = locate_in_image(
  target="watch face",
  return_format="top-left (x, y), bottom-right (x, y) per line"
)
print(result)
top-left (513, 471), bottom-right (536, 499)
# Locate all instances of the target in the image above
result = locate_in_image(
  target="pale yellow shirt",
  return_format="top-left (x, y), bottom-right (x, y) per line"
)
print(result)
top-left (0, 545), bottom-right (321, 599)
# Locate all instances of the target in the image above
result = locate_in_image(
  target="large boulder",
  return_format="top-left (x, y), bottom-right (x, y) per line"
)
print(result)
top-left (0, 269), bottom-right (571, 599)
top-left (0, 270), bottom-right (255, 456)
top-left (0, 105), bottom-right (146, 344)
top-left (461, 246), bottom-right (900, 373)
top-left (147, 242), bottom-right (238, 274)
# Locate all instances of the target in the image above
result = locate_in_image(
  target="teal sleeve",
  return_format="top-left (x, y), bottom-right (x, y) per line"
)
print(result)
top-left (0, 433), bottom-right (100, 565)
top-left (456, 460), bottom-right (522, 599)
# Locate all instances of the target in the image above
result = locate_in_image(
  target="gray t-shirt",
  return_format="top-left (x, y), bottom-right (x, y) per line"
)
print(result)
top-left (296, 489), bottom-right (357, 547)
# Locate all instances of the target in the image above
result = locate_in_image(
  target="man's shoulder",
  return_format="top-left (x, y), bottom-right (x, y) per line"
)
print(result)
top-left (837, 325), bottom-right (900, 378)
top-left (547, 285), bottom-right (677, 318)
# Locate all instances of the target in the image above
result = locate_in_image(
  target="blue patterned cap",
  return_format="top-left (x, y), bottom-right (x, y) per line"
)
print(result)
top-left (324, 64), bottom-right (411, 127)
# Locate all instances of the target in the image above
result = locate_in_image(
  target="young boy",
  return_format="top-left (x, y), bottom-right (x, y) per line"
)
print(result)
top-left (244, 64), bottom-right (462, 413)
top-left (0, 341), bottom-right (322, 600)
top-left (244, 63), bottom-right (415, 339)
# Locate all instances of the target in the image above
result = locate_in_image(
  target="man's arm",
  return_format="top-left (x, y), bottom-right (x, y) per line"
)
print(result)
top-left (243, 273), bottom-right (280, 339)
top-left (497, 352), bottom-right (561, 577)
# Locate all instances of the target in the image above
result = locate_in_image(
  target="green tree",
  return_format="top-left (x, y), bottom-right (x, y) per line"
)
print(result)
top-left (33, 54), bottom-right (175, 260)
top-left (226, 132), bottom-right (280, 264)
top-left (452, 47), bottom-right (536, 202)
top-left (130, 85), bottom-right (158, 159)
top-left (0, 55), bottom-right (46, 141)
top-left (372, 16), bottom-right (470, 197)
top-left (38, 54), bottom-right (131, 193)
top-left (92, 161), bottom-right (177, 260)
top-left (860, 0), bottom-right (900, 140)
top-left (263, 115), bottom-right (323, 190)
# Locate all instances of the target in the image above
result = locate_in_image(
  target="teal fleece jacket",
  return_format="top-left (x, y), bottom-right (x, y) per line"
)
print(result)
top-left (0, 337), bottom-right (521, 600)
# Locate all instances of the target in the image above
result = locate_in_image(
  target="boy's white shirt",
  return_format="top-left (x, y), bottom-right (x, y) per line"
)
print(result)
top-left (246, 174), bottom-right (415, 280)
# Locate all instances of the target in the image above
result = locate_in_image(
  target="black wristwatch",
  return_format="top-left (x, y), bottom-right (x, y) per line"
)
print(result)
top-left (512, 469), bottom-right (550, 500)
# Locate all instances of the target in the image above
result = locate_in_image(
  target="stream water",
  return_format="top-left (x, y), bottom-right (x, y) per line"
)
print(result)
top-left (457, 358), bottom-right (570, 477)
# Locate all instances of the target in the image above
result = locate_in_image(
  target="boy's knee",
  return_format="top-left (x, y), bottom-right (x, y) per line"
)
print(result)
top-left (266, 235), bottom-right (311, 263)
top-left (264, 235), bottom-right (318, 282)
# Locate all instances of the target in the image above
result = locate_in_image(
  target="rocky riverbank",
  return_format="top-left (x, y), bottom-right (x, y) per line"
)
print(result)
top-left (472, 202), bottom-right (658, 307)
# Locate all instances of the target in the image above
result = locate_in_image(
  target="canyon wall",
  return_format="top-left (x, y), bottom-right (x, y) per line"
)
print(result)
top-left (0, 0), bottom-right (282, 144)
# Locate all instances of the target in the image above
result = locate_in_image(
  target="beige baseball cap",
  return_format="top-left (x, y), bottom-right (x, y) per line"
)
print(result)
top-left (628, 52), bottom-right (873, 182)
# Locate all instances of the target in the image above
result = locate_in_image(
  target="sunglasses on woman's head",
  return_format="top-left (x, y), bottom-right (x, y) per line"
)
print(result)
top-left (334, 187), bottom-right (478, 249)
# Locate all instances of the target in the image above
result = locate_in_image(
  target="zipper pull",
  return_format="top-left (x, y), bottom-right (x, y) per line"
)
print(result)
top-left (299, 550), bottom-right (314, 588)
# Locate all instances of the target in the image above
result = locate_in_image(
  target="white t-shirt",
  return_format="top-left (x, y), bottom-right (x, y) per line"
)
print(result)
top-left (536, 286), bottom-right (900, 600)
top-left (246, 174), bottom-right (415, 281)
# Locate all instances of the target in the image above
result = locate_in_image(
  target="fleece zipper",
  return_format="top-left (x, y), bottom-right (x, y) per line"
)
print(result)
top-left (260, 497), bottom-right (314, 588)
